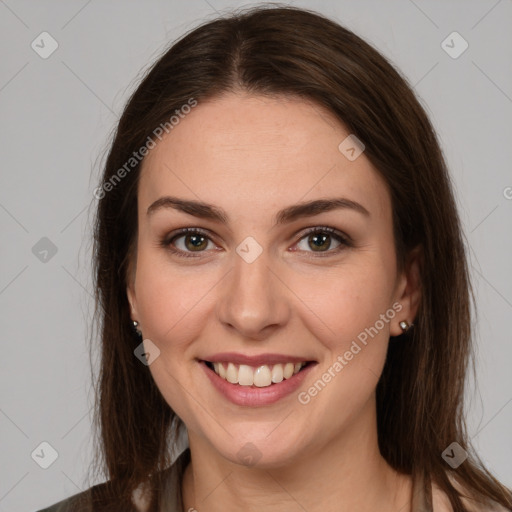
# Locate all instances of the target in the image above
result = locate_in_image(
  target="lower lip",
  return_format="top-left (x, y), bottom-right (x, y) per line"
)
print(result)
top-left (200, 361), bottom-right (316, 407)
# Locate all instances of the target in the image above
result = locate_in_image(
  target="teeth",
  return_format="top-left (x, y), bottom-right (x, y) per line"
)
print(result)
top-left (210, 361), bottom-right (307, 388)
top-left (283, 362), bottom-right (295, 379)
top-left (226, 362), bottom-right (238, 384)
top-left (254, 365), bottom-right (272, 387)
top-left (271, 364), bottom-right (283, 383)
top-left (238, 365), bottom-right (254, 386)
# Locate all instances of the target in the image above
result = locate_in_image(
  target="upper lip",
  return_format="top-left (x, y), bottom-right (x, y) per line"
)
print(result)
top-left (200, 352), bottom-right (315, 366)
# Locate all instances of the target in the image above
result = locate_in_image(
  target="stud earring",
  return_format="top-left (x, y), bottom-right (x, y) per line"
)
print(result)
top-left (133, 320), bottom-right (142, 337)
top-left (399, 320), bottom-right (413, 332)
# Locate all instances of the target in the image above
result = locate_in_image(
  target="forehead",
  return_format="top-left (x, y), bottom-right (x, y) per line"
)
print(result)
top-left (138, 93), bottom-right (390, 222)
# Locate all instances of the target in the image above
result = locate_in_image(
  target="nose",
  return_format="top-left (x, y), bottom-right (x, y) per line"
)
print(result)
top-left (216, 246), bottom-right (291, 341)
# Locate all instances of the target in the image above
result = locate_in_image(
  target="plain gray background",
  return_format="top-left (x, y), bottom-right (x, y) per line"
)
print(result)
top-left (0, 1), bottom-right (511, 510)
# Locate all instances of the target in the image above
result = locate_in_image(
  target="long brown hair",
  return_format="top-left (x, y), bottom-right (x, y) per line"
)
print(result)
top-left (91, 4), bottom-right (512, 511)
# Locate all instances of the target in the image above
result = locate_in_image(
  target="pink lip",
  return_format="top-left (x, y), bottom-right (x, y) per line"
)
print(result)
top-left (201, 352), bottom-right (314, 366)
top-left (200, 360), bottom-right (317, 407)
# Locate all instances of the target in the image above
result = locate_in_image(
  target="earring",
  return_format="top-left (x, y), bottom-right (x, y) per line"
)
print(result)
top-left (133, 320), bottom-right (142, 337)
top-left (399, 320), bottom-right (413, 332)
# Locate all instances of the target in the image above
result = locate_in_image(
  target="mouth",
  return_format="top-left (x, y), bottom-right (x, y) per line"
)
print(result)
top-left (201, 360), bottom-right (315, 388)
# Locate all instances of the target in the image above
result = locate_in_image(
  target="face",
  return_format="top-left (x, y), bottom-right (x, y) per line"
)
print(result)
top-left (127, 92), bottom-right (419, 468)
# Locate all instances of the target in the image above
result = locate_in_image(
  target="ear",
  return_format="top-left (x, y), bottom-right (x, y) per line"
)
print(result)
top-left (390, 245), bottom-right (422, 336)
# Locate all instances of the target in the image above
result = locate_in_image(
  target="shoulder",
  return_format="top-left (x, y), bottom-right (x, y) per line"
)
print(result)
top-left (34, 486), bottom-right (93, 512)
top-left (34, 477), bottom-right (145, 512)
top-left (34, 479), bottom-right (152, 512)
top-left (432, 477), bottom-right (511, 512)
top-left (35, 448), bottom-right (190, 512)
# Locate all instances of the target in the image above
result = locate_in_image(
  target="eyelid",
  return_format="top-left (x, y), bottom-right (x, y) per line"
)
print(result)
top-left (162, 226), bottom-right (213, 244)
top-left (297, 226), bottom-right (353, 245)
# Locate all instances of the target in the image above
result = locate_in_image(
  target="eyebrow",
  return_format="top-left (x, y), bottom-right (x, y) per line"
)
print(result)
top-left (146, 196), bottom-right (370, 225)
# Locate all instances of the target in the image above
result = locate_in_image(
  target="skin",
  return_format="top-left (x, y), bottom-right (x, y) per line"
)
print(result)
top-left (127, 92), bottom-right (422, 512)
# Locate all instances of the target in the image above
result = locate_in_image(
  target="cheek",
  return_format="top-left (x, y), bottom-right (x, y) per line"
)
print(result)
top-left (133, 246), bottom-right (222, 352)
top-left (292, 264), bottom-right (397, 434)
top-left (292, 259), bottom-right (396, 351)
top-left (132, 248), bottom-right (221, 427)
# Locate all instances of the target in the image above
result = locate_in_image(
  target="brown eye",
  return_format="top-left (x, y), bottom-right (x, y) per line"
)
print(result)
top-left (306, 232), bottom-right (337, 252)
top-left (162, 228), bottom-right (216, 258)
top-left (182, 233), bottom-right (209, 251)
top-left (294, 227), bottom-right (349, 255)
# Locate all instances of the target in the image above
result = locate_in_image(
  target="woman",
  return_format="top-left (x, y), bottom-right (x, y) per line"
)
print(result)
top-left (37, 5), bottom-right (512, 512)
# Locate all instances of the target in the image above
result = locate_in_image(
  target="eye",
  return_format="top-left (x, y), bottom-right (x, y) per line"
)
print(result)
top-left (293, 226), bottom-right (351, 256)
top-left (161, 226), bottom-right (352, 259)
top-left (161, 228), bottom-right (217, 258)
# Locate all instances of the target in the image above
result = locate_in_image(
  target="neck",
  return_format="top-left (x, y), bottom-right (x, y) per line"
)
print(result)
top-left (181, 400), bottom-right (412, 512)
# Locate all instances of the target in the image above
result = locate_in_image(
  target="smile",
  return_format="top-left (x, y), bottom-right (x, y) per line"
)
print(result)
top-left (204, 361), bottom-right (309, 388)
top-left (200, 357), bottom-right (317, 406)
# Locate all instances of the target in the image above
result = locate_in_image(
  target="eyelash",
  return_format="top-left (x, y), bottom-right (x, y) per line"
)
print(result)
top-left (160, 226), bottom-right (353, 259)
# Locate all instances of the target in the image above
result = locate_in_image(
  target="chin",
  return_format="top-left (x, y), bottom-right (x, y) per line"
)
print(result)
top-left (210, 430), bottom-right (307, 470)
